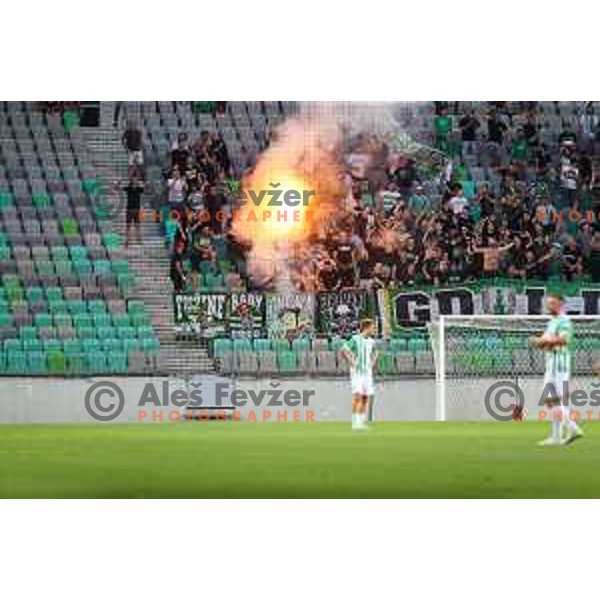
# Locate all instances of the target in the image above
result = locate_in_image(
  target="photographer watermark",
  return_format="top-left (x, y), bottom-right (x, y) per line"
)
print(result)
top-left (83, 380), bottom-right (316, 423)
top-left (84, 381), bottom-right (126, 422)
top-left (86, 179), bottom-right (125, 221)
top-left (484, 379), bottom-right (600, 422)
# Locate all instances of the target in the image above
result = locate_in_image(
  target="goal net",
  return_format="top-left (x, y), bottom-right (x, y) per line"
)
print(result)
top-left (428, 315), bottom-right (600, 421)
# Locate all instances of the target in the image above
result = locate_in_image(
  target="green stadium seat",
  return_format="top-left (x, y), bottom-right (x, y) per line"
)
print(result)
top-left (66, 352), bottom-right (85, 375)
top-left (32, 193), bottom-right (51, 209)
top-left (254, 338), bottom-right (272, 352)
top-left (48, 299), bottom-right (67, 314)
top-left (136, 325), bottom-right (154, 339)
top-left (330, 338), bottom-right (345, 353)
top-left (272, 339), bottom-right (291, 353)
top-left (70, 245), bottom-right (87, 261)
top-left (94, 260), bottom-right (111, 275)
top-left (83, 338), bottom-right (100, 353)
top-left (93, 312), bottom-right (112, 328)
top-left (107, 350), bottom-right (127, 373)
top-left (73, 259), bottom-right (92, 275)
top-left (130, 312), bottom-right (149, 327)
top-left (27, 350), bottom-right (47, 374)
top-left (43, 339), bottom-right (62, 353)
top-left (117, 326), bottom-right (135, 340)
top-left (47, 350), bottom-right (66, 375)
top-left (51, 246), bottom-right (69, 261)
top-left (277, 350), bottom-right (298, 374)
top-left (102, 338), bottom-right (122, 353)
top-left (213, 338), bottom-right (232, 357)
top-left (54, 261), bottom-right (73, 278)
top-left (53, 314), bottom-right (72, 329)
top-left (74, 314), bottom-right (93, 329)
top-left (88, 299), bottom-right (106, 313)
top-left (7, 286), bottom-right (24, 303)
top-left (291, 338), bottom-right (310, 353)
top-left (123, 338), bottom-right (141, 353)
top-left (377, 352), bottom-right (396, 375)
top-left (97, 326), bottom-right (115, 340)
top-left (141, 337), bottom-right (159, 353)
top-left (127, 300), bottom-right (146, 314)
top-left (19, 325), bottom-right (37, 340)
top-left (103, 232), bottom-right (122, 250)
top-left (36, 261), bottom-right (55, 278)
top-left (23, 338), bottom-right (42, 353)
top-left (79, 326), bottom-right (96, 339)
top-left (34, 313), bottom-right (52, 328)
top-left (61, 218), bottom-right (79, 237)
top-left (0, 193), bottom-right (13, 210)
top-left (112, 313), bottom-right (130, 328)
top-left (26, 287), bottom-right (43, 303)
top-left (112, 260), bottom-right (129, 276)
top-left (45, 287), bottom-right (63, 303)
top-left (7, 349), bottom-right (26, 374)
top-left (85, 350), bottom-right (107, 374)
top-left (4, 339), bottom-right (22, 353)
top-left (117, 273), bottom-right (134, 290)
top-left (407, 338), bottom-right (427, 354)
top-left (390, 338), bottom-right (408, 354)
top-left (64, 340), bottom-right (82, 355)
top-left (233, 338), bottom-right (252, 352)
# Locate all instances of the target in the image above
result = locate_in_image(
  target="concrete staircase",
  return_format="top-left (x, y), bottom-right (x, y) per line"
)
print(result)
top-left (74, 110), bottom-right (215, 375)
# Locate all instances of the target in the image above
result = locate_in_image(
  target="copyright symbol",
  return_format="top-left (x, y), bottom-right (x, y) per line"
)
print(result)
top-left (484, 380), bottom-right (525, 422)
top-left (84, 381), bottom-right (125, 422)
top-left (87, 180), bottom-right (125, 222)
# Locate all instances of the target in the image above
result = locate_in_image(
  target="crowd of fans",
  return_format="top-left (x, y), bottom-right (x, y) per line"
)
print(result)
top-left (158, 101), bottom-right (600, 294)
top-left (163, 130), bottom-right (237, 293)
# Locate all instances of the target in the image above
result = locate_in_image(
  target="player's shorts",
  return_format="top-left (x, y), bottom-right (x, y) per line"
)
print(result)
top-left (128, 150), bottom-right (144, 166)
top-left (542, 373), bottom-right (570, 400)
top-left (350, 371), bottom-right (374, 396)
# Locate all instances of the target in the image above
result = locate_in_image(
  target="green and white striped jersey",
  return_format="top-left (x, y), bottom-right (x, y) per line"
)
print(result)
top-left (343, 333), bottom-right (375, 375)
top-left (545, 314), bottom-right (573, 378)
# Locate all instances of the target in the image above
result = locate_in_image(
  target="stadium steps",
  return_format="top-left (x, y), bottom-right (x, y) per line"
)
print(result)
top-left (79, 124), bottom-right (216, 375)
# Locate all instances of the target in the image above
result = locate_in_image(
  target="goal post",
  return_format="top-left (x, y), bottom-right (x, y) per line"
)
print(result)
top-left (428, 314), bottom-right (600, 422)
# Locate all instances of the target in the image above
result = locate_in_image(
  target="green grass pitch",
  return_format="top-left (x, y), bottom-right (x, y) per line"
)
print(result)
top-left (0, 421), bottom-right (597, 498)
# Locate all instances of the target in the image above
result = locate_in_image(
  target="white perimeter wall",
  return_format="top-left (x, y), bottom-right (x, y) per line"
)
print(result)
top-left (1, 375), bottom-right (598, 423)
top-left (0, 376), bottom-right (436, 423)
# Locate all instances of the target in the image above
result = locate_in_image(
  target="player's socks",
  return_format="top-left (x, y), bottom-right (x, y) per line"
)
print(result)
top-left (351, 413), bottom-right (358, 428)
top-left (551, 408), bottom-right (562, 441)
top-left (560, 406), bottom-right (579, 433)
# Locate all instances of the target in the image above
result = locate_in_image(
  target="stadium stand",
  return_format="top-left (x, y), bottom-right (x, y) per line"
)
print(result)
top-left (0, 102), bottom-right (160, 376)
top-left (1, 101), bottom-right (599, 378)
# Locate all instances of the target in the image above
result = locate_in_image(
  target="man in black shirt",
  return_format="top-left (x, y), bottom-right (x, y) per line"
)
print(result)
top-left (317, 256), bottom-right (339, 291)
top-left (487, 110), bottom-right (508, 145)
top-left (459, 110), bottom-right (480, 142)
top-left (170, 238), bottom-right (187, 294)
top-left (122, 120), bottom-right (144, 176)
top-left (334, 233), bottom-right (357, 290)
top-left (123, 169), bottom-right (144, 248)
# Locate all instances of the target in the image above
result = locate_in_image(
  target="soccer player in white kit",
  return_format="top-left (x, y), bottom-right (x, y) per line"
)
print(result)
top-left (340, 319), bottom-right (378, 430)
top-left (532, 293), bottom-right (584, 446)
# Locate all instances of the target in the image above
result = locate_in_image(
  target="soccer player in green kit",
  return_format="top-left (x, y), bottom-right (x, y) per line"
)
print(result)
top-left (532, 294), bottom-right (584, 446)
top-left (341, 319), bottom-right (378, 430)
